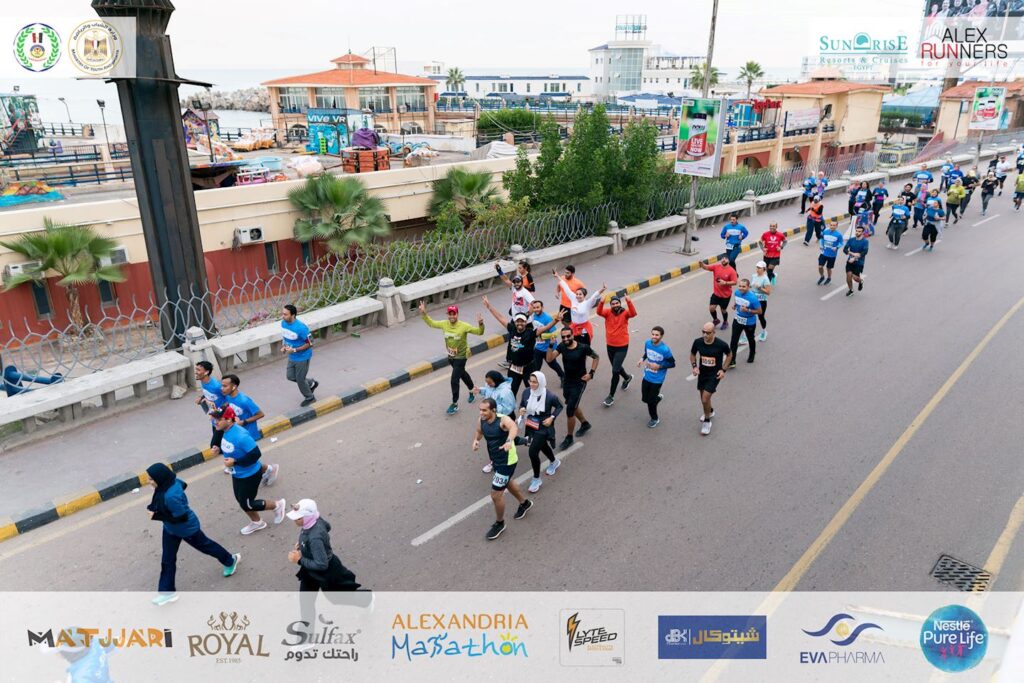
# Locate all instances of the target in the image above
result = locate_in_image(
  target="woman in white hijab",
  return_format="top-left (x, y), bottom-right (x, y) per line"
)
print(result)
top-left (517, 371), bottom-right (564, 494)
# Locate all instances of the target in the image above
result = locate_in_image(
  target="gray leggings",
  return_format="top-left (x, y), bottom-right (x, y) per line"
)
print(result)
top-left (286, 358), bottom-right (315, 399)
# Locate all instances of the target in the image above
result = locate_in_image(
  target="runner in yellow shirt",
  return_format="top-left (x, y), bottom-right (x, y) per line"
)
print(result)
top-left (419, 300), bottom-right (485, 415)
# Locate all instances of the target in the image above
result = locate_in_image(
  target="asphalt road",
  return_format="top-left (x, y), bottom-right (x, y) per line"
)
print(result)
top-left (2, 199), bottom-right (1023, 593)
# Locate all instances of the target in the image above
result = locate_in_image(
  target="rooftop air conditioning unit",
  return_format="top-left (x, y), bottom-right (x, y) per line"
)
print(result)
top-left (235, 226), bottom-right (264, 244)
top-left (2, 260), bottom-right (42, 284)
top-left (99, 245), bottom-right (129, 267)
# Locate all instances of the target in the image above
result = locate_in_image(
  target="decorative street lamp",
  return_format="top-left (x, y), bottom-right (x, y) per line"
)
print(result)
top-left (96, 99), bottom-right (111, 152)
top-left (58, 97), bottom-right (73, 124)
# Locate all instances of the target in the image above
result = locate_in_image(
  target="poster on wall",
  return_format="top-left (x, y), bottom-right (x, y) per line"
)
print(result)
top-left (306, 109), bottom-right (375, 155)
top-left (968, 87), bottom-right (1006, 131)
top-left (674, 98), bottom-right (726, 178)
top-left (783, 107), bottom-right (821, 133)
top-left (0, 94), bottom-right (42, 154)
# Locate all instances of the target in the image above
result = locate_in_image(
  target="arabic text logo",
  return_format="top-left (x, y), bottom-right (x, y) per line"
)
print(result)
top-left (658, 615), bottom-right (766, 660)
top-left (804, 613), bottom-right (882, 646)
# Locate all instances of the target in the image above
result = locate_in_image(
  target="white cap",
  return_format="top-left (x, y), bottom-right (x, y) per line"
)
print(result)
top-left (286, 498), bottom-right (318, 520)
top-left (755, 260), bottom-right (767, 269)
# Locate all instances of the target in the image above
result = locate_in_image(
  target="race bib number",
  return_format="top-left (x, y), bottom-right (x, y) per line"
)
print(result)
top-left (446, 345), bottom-right (458, 357)
top-left (509, 364), bottom-right (524, 375)
top-left (525, 418), bottom-right (540, 430)
top-left (701, 356), bottom-right (717, 367)
top-left (491, 472), bottom-right (510, 488)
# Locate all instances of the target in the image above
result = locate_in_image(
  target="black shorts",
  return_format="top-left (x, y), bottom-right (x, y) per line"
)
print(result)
top-left (764, 257), bottom-right (780, 268)
top-left (922, 223), bottom-right (939, 241)
top-left (697, 374), bottom-right (721, 394)
top-left (818, 254), bottom-right (836, 269)
top-left (709, 294), bottom-right (731, 310)
top-left (231, 470), bottom-right (265, 512)
top-left (491, 463), bottom-right (516, 491)
top-left (563, 380), bottom-right (587, 415)
top-left (845, 261), bottom-right (864, 276)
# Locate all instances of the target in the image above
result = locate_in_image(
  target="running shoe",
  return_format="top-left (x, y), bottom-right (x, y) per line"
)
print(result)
top-left (858, 280), bottom-right (864, 291)
top-left (824, 278), bottom-right (831, 285)
top-left (845, 290), bottom-right (854, 297)
top-left (719, 320), bottom-right (728, 331)
top-left (308, 380), bottom-right (319, 393)
top-left (467, 393), bottom-right (475, 404)
top-left (482, 462), bottom-right (493, 473)
top-left (816, 276), bottom-right (825, 285)
top-left (602, 395), bottom-right (615, 407)
top-left (513, 499), bottom-right (534, 520)
top-left (758, 330), bottom-right (767, 342)
top-left (699, 411), bottom-right (716, 423)
top-left (240, 520), bottom-right (267, 535)
top-left (446, 403), bottom-right (458, 415)
top-left (486, 521), bottom-right (506, 541)
top-left (621, 373), bottom-right (634, 390)
top-left (647, 418), bottom-right (660, 428)
top-left (263, 464), bottom-right (279, 487)
top-left (558, 435), bottom-right (574, 451)
top-left (497, 360), bottom-right (511, 369)
top-left (274, 499), bottom-right (287, 524)
top-left (747, 356), bottom-right (755, 363)
top-left (151, 593), bottom-right (179, 607)
top-left (528, 478), bottom-right (542, 493)
top-left (700, 421), bottom-right (712, 436)
top-left (223, 553), bottom-right (241, 577)
top-left (738, 335), bottom-right (748, 346)
top-left (575, 422), bottom-right (592, 437)
top-left (728, 361), bottom-right (737, 369)
top-left (545, 459), bottom-right (561, 476)
top-left (300, 397), bottom-right (315, 407)
top-left (711, 318), bottom-right (720, 327)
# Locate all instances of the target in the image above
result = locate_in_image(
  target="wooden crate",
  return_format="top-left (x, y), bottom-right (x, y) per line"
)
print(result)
top-left (341, 147), bottom-right (391, 173)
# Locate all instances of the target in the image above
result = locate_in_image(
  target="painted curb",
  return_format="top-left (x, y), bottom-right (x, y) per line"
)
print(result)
top-left (0, 214), bottom-right (849, 544)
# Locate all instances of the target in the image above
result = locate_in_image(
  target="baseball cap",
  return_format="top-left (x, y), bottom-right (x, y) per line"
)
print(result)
top-left (511, 275), bottom-right (523, 283)
top-left (446, 305), bottom-right (459, 315)
top-left (513, 312), bottom-right (528, 322)
top-left (286, 498), bottom-right (318, 520)
top-left (208, 406), bottom-right (236, 421)
top-left (756, 260), bottom-right (767, 269)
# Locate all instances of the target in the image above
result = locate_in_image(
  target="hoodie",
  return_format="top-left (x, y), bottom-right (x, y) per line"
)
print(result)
top-left (297, 518), bottom-right (361, 589)
top-left (479, 377), bottom-right (516, 416)
top-left (146, 463), bottom-right (200, 538)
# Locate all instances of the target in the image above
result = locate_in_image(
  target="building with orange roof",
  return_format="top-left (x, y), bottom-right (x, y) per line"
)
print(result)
top-left (934, 79), bottom-right (1024, 142)
top-left (262, 52), bottom-right (438, 140)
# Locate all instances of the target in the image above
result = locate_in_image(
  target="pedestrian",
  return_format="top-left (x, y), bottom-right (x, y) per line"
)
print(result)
top-left (961, 168), bottom-right (979, 215)
top-left (528, 300), bottom-right (565, 382)
top-left (221, 374), bottom-right (278, 486)
top-left (700, 255), bottom-right (738, 331)
top-left (482, 296), bottom-right (554, 396)
top-left (474, 398), bottom-right (532, 541)
top-left (759, 222), bottom-right (787, 284)
top-left (886, 196), bottom-right (911, 250)
top-left (945, 178), bottom-right (965, 224)
top-left (690, 322), bottom-right (732, 436)
top-left (545, 327), bottom-right (600, 450)
top-left (980, 171), bottom-right (998, 215)
top-left (1014, 172), bottom-right (1024, 212)
top-left (802, 196), bottom-right (824, 245)
top-left (209, 406), bottom-right (286, 535)
top-left (517, 371), bottom-right (563, 493)
top-left (554, 270), bottom-right (605, 346)
top-left (419, 300), bottom-right (485, 415)
top-left (555, 265), bottom-right (586, 319)
top-left (996, 155), bottom-right (1014, 195)
top-left (750, 261), bottom-right (772, 342)
top-left (596, 294), bottom-right (637, 407)
top-left (728, 279), bottom-right (761, 367)
top-left (280, 305), bottom-right (319, 407)
top-left (922, 190), bottom-right (945, 252)
top-left (637, 326), bottom-right (676, 428)
top-left (843, 225), bottom-right (869, 297)
top-left (720, 214), bottom-right (749, 268)
top-left (817, 219), bottom-right (845, 285)
top-left (146, 462), bottom-right (240, 606)
top-left (870, 181), bottom-right (889, 223)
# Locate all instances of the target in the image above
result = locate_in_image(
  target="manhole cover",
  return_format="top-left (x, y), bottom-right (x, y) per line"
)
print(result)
top-left (930, 554), bottom-right (992, 592)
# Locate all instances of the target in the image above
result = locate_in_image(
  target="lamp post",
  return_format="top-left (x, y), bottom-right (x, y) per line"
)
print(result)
top-left (58, 97), bottom-right (73, 124)
top-left (399, 103), bottom-right (408, 146)
top-left (96, 99), bottom-right (111, 152)
top-left (192, 97), bottom-right (215, 164)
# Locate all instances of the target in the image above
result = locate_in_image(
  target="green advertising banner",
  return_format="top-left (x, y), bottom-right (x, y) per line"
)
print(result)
top-left (674, 98), bottom-right (726, 178)
top-left (968, 87), bottom-right (1006, 132)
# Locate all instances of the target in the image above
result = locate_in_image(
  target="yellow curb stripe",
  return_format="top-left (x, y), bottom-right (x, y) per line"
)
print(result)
top-left (313, 395), bottom-right (343, 416)
top-left (363, 378), bottom-right (391, 396)
top-left (625, 282), bottom-right (641, 294)
top-left (54, 491), bottom-right (102, 518)
top-left (669, 267), bottom-right (683, 278)
top-left (407, 361), bottom-right (434, 379)
top-left (647, 275), bottom-right (662, 286)
top-left (485, 335), bottom-right (505, 350)
top-left (138, 470), bottom-right (152, 485)
top-left (200, 447), bottom-right (219, 461)
top-left (0, 520), bottom-right (17, 542)
top-left (259, 417), bottom-right (292, 437)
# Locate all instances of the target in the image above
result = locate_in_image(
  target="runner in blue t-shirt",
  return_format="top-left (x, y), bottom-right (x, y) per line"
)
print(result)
top-left (817, 220), bottom-right (845, 286)
top-left (921, 189), bottom-right (945, 252)
top-left (870, 182), bottom-right (889, 222)
top-left (843, 225), bottom-right (869, 297)
top-left (636, 326), bottom-right (676, 428)
top-left (281, 304), bottom-right (319, 407)
top-left (221, 373), bottom-right (279, 486)
top-left (720, 215), bottom-right (749, 268)
top-left (728, 280), bottom-right (761, 366)
top-left (887, 197), bottom-right (911, 249)
top-left (801, 175), bottom-right (816, 214)
top-left (528, 300), bottom-right (565, 381)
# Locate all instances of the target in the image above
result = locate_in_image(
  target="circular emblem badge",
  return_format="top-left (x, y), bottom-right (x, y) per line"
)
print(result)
top-left (919, 604), bottom-right (988, 673)
top-left (68, 20), bottom-right (123, 75)
top-left (13, 23), bottom-right (61, 72)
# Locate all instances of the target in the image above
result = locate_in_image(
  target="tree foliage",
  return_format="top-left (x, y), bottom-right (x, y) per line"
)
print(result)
top-left (738, 61), bottom-right (765, 98)
top-left (428, 167), bottom-right (502, 223)
top-left (288, 173), bottom-right (391, 253)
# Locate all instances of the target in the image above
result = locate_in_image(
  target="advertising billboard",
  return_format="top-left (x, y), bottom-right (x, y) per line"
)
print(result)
top-left (783, 108), bottom-right (821, 133)
top-left (674, 98), bottom-right (726, 178)
top-left (968, 86), bottom-right (1006, 131)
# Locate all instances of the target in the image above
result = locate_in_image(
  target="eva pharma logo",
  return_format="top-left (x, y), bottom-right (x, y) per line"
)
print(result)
top-left (13, 23), bottom-right (61, 73)
top-left (658, 615), bottom-right (766, 660)
top-left (803, 613), bottom-right (881, 646)
top-left (920, 605), bottom-right (988, 673)
top-left (800, 613), bottom-right (885, 665)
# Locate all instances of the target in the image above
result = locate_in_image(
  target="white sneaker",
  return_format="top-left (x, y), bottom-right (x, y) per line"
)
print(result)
top-left (482, 462), bottom-right (493, 473)
top-left (700, 421), bottom-right (712, 436)
top-left (263, 464), bottom-right (279, 487)
top-left (528, 478), bottom-right (542, 493)
top-left (151, 592), bottom-right (178, 607)
top-left (545, 459), bottom-right (561, 476)
top-left (223, 466), bottom-right (234, 475)
top-left (738, 336), bottom-right (748, 346)
top-left (274, 499), bottom-right (287, 524)
top-left (240, 520), bottom-right (267, 535)
top-left (699, 411), bottom-right (716, 423)
top-left (758, 330), bottom-right (767, 342)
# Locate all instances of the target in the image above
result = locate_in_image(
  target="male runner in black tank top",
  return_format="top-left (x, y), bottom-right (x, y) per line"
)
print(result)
top-left (474, 398), bottom-right (532, 541)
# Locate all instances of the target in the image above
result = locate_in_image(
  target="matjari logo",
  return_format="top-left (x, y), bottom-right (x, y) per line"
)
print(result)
top-left (13, 23), bottom-right (61, 73)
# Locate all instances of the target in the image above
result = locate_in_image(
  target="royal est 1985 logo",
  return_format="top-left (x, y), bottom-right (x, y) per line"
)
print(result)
top-left (13, 24), bottom-right (61, 72)
top-left (919, 605), bottom-right (988, 673)
top-left (561, 609), bottom-right (623, 667)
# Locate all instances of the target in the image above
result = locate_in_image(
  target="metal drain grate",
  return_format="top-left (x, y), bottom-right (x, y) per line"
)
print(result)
top-left (930, 554), bottom-right (992, 592)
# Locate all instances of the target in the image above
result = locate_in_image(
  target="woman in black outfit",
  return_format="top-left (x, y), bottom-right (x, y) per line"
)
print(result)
top-left (517, 371), bottom-right (564, 495)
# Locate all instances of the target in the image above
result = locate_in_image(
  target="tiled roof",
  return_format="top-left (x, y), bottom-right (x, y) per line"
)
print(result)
top-left (940, 79), bottom-right (1024, 100)
top-left (428, 75), bottom-right (590, 81)
top-left (262, 69), bottom-right (437, 87)
top-left (760, 81), bottom-right (891, 96)
top-left (331, 54), bottom-right (369, 64)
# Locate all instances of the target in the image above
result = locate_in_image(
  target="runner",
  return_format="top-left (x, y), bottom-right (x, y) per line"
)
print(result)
top-left (913, 163), bottom-right (934, 195)
top-left (870, 181), bottom-right (889, 223)
top-left (803, 195), bottom-right (824, 246)
top-left (759, 221), bottom-right (787, 284)
top-left (418, 300), bottom-right (485, 415)
top-left (800, 173), bottom-right (816, 214)
top-left (146, 462), bottom-right (240, 606)
top-left (194, 361), bottom-right (227, 447)
top-left (209, 406), bottom-right (286, 535)
top-left (980, 171), bottom-right (999, 215)
top-left (949, 162), bottom-right (965, 188)
top-left (495, 260), bottom-right (536, 293)
top-left (221, 374), bottom-right (278, 487)
top-left (493, 268), bottom-right (535, 369)
top-left (750, 261), bottom-right (772, 342)
top-left (921, 190), bottom-right (945, 252)
top-left (280, 305), bottom-right (319, 407)
top-left (961, 168), bottom-right (979, 215)
top-left (473, 370), bottom-right (516, 474)
top-left (1014, 172), bottom-right (1024, 212)
top-left (728, 279), bottom-right (761, 367)
top-left (690, 322), bottom-right (732, 436)
top-left (700, 255), bottom-right (738, 330)
top-left (528, 300), bottom-right (565, 382)
top-left (545, 327), bottom-right (600, 450)
top-left (912, 189), bottom-right (927, 229)
top-left (996, 155), bottom-right (1014, 195)
top-left (817, 219), bottom-right (845, 285)
top-left (843, 225), bottom-right (869, 297)
top-left (596, 294), bottom-right (638, 406)
top-left (482, 296), bottom-right (555, 396)
top-left (813, 171), bottom-right (829, 205)
top-left (851, 181), bottom-right (871, 217)
top-left (720, 214), bottom-right (749, 268)
top-left (853, 205), bottom-right (875, 237)
top-left (636, 326), bottom-right (676, 428)
top-left (945, 178), bottom-right (965, 225)
top-left (555, 265), bottom-right (586, 319)
top-left (517, 371), bottom-right (564, 493)
top-left (886, 196), bottom-right (911, 250)
top-left (473, 398), bottom-right (532, 541)
top-left (554, 270), bottom-right (605, 346)
top-left (939, 157), bottom-right (955, 192)
top-left (898, 182), bottom-right (917, 211)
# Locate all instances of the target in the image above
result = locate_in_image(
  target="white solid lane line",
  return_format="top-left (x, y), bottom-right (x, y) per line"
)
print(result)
top-left (820, 285), bottom-right (849, 301)
top-left (904, 238), bottom-right (943, 256)
top-left (410, 440), bottom-right (586, 546)
top-left (973, 214), bottom-right (1000, 227)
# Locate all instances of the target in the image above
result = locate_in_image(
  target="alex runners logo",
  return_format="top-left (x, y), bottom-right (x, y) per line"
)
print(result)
top-left (27, 626), bottom-right (173, 649)
top-left (186, 612), bottom-right (270, 662)
top-left (391, 612), bottom-right (529, 660)
top-left (919, 605), bottom-right (988, 673)
top-left (561, 609), bottom-right (624, 667)
top-left (800, 613), bottom-right (885, 665)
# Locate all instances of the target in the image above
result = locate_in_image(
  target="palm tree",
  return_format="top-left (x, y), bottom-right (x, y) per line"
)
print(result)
top-left (738, 61), bottom-right (765, 98)
top-left (445, 67), bottom-right (466, 93)
top-left (0, 218), bottom-right (125, 332)
top-left (428, 167), bottom-right (502, 225)
top-left (689, 64), bottom-right (721, 93)
top-left (288, 173), bottom-right (391, 255)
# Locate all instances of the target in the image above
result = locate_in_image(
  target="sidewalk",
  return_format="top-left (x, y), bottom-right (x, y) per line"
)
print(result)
top-left (0, 198), bottom-right (828, 521)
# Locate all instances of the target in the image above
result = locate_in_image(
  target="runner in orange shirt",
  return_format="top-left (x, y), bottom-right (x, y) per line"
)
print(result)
top-left (596, 294), bottom-right (638, 407)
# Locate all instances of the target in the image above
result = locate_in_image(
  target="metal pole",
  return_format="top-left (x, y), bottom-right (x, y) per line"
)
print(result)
top-left (58, 97), bottom-right (73, 123)
top-left (682, 0), bottom-right (719, 255)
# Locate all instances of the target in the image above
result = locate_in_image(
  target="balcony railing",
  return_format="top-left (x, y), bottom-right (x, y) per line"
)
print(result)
top-left (725, 125), bottom-right (778, 144)
top-left (277, 103), bottom-right (308, 114)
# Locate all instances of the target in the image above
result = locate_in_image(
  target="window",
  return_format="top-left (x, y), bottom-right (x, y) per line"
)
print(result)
top-left (823, 104), bottom-right (833, 119)
top-left (562, 83), bottom-right (566, 92)
top-left (31, 281), bottom-right (51, 318)
top-left (396, 86), bottom-right (426, 112)
top-left (314, 87), bottom-right (346, 108)
top-left (278, 87), bottom-right (308, 113)
top-left (301, 241), bottom-right (313, 265)
top-left (475, 83), bottom-right (479, 92)
top-left (526, 83), bottom-right (531, 93)
top-left (577, 83), bottom-right (581, 92)
top-left (264, 242), bottom-right (279, 274)
top-left (401, 121), bottom-right (423, 134)
top-left (358, 87), bottom-right (390, 113)
top-left (98, 280), bottom-right (116, 305)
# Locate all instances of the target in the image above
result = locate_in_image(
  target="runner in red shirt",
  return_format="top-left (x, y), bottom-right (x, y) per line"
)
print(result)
top-left (758, 221), bottom-right (787, 284)
top-left (699, 255), bottom-right (738, 331)
top-left (596, 294), bottom-right (638, 407)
